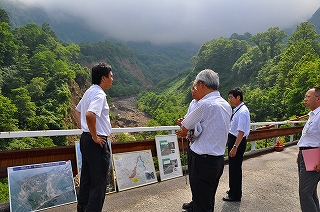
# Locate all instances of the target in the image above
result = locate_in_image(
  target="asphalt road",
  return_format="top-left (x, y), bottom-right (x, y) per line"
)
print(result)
top-left (39, 144), bottom-right (308, 212)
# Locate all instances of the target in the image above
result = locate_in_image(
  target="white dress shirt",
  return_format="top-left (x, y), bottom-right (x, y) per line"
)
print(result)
top-left (185, 99), bottom-right (198, 117)
top-left (298, 106), bottom-right (320, 147)
top-left (76, 84), bottom-right (112, 136)
top-left (181, 91), bottom-right (231, 156)
top-left (229, 103), bottom-right (251, 137)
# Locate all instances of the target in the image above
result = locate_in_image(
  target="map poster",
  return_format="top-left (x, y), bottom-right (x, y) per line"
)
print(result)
top-left (155, 135), bottom-right (183, 181)
top-left (113, 149), bottom-right (157, 191)
top-left (75, 140), bottom-right (116, 194)
top-left (7, 160), bottom-right (77, 212)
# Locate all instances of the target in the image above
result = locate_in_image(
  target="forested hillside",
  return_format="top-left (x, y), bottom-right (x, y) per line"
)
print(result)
top-left (139, 23), bottom-right (320, 126)
top-left (2, 3), bottom-right (320, 148)
top-left (0, 0), bottom-right (105, 43)
top-left (0, 10), bottom-right (89, 150)
top-left (0, 7), bottom-right (197, 150)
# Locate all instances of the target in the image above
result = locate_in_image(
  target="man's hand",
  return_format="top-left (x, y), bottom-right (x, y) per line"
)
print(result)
top-left (176, 126), bottom-right (188, 137)
top-left (229, 147), bottom-right (237, 157)
top-left (314, 161), bottom-right (320, 172)
top-left (92, 135), bottom-right (106, 148)
top-left (177, 118), bottom-right (184, 126)
top-left (86, 111), bottom-right (105, 148)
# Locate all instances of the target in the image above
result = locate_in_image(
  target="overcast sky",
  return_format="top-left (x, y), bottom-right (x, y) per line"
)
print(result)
top-left (14, 0), bottom-right (320, 45)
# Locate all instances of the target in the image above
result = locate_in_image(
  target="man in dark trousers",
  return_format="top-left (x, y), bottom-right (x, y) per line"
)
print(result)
top-left (177, 81), bottom-right (200, 211)
top-left (75, 62), bottom-right (113, 212)
top-left (223, 87), bottom-right (250, 202)
top-left (297, 87), bottom-right (320, 212)
top-left (177, 69), bottom-right (231, 212)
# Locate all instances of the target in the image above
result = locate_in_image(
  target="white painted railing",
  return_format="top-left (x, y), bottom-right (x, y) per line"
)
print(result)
top-left (0, 121), bottom-right (306, 151)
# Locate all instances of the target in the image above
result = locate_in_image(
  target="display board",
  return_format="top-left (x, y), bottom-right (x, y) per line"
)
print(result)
top-left (113, 150), bottom-right (157, 191)
top-left (8, 160), bottom-right (77, 212)
top-left (75, 140), bottom-right (116, 194)
top-left (155, 135), bottom-right (183, 181)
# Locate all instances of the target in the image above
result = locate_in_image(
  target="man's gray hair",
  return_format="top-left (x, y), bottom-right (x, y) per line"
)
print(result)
top-left (195, 69), bottom-right (219, 90)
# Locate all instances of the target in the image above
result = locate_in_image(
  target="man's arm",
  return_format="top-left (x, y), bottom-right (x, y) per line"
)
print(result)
top-left (74, 109), bottom-right (81, 128)
top-left (229, 131), bottom-right (245, 157)
top-left (86, 111), bottom-right (106, 147)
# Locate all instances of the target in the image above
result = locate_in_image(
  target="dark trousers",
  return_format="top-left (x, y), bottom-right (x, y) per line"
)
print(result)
top-left (189, 149), bottom-right (224, 212)
top-left (78, 133), bottom-right (110, 212)
top-left (227, 133), bottom-right (247, 200)
top-left (298, 150), bottom-right (320, 212)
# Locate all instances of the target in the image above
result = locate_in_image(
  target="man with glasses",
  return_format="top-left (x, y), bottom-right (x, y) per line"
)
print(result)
top-left (223, 87), bottom-right (250, 202)
top-left (177, 81), bottom-right (201, 211)
top-left (176, 69), bottom-right (231, 212)
top-left (75, 63), bottom-right (113, 212)
top-left (297, 87), bottom-right (320, 212)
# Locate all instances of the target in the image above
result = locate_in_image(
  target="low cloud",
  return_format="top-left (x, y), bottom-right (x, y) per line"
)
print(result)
top-left (13, 0), bottom-right (320, 45)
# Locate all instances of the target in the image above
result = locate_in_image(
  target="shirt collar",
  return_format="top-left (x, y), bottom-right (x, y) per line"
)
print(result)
top-left (202, 91), bottom-right (220, 100)
top-left (310, 106), bottom-right (320, 116)
top-left (234, 102), bottom-right (244, 110)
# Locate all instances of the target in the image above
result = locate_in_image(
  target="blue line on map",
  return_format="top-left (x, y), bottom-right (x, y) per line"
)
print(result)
top-left (12, 161), bottom-right (67, 171)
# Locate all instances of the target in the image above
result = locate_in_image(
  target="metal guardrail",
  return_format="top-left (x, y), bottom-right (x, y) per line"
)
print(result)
top-left (0, 121), bottom-right (306, 179)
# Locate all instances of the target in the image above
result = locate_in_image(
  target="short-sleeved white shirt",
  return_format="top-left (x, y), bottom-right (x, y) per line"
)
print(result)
top-left (229, 103), bottom-right (251, 137)
top-left (181, 91), bottom-right (232, 156)
top-left (75, 84), bottom-right (112, 136)
top-left (185, 99), bottom-right (198, 117)
top-left (298, 106), bottom-right (320, 147)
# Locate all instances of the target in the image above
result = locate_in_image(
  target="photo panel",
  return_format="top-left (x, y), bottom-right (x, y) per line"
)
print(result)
top-left (8, 160), bottom-right (77, 212)
top-left (155, 135), bottom-right (183, 181)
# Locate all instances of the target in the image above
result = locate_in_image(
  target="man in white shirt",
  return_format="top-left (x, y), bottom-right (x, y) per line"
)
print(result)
top-left (223, 87), bottom-right (250, 202)
top-left (75, 63), bottom-right (113, 212)
top-left (177, 81), bottom-right (199, 211)
top-left (176, 69), bottom-right (231, 212)
top-left (297, 87), bottom-right (320, 212)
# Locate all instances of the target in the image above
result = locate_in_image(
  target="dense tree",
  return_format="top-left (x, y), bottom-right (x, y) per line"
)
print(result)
top-left (0, 66), bottom-right (25, 96)
top-left (13, 23), bottom-right (56, 55)
top-left (137, 91), bottom-right (187, 126)
top-left (245, 23), bottom-right (320, 121)
top-left (231, 46), bottom-right (265, 86)
top-left (27, 77), bottom-right (46, 99)
top-left (0, 95), bottom-right (18, 132)
top-left (287, 22), bottom-right (320, 46)
top-left (250, 27), bottom-right (287, 59)
top-left (0, 8), bottom-right (10, 25)
top-left (229, 32), bottom-right (252, 42)
top-left (191, 38), bottom-right (250, 96)
top-left (0, 22), bottom-right (18, 66)
top-left (7, 137), bottom-right (55, 150)
top-left (10, 87), bottom-right (36, 129)
top-left (285, 53), bottom-right (320, 116)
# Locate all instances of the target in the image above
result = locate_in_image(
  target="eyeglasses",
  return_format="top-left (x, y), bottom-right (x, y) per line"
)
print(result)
top-left (191, 85), bottom-right (197, 91)
top-left (305, 95), bottom-right (320, 99)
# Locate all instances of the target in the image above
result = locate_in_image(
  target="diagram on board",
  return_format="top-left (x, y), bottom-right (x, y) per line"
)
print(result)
top-left (113, 150), bottom-right (157, 191)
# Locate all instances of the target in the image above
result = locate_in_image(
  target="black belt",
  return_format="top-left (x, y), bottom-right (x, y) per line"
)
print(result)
top-left (83, 132), bottom-right (108, 138)
top-left (299, 146), bottom-right (318, 150)
top-left (190, 149), bottom-right (222, 158)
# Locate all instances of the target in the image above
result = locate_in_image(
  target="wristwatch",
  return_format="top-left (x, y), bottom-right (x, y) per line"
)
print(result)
top-left (233, 145), bottom-right (238, 149)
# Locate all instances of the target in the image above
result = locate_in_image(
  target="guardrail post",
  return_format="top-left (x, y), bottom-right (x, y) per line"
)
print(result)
top-left (168, 130), bottom-right (175, 135)
top-left (251, 125), bottom-right (256, 151)
top-left (274, 124), bottom-right (278, 145)
top-left (290, 123), bottom-right (294, 142)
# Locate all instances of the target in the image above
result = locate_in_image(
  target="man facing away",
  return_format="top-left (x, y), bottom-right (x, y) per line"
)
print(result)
top-left (177, 81), bottom-right (200, 211)
top-left (223, 87), bottom-right (250, 202)
top-left (75, 62), bottom-right (113, 212)
top-left (176, 69), bottom-right (231, 212)
top-left (297, 87), bottom-right (320, 212)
